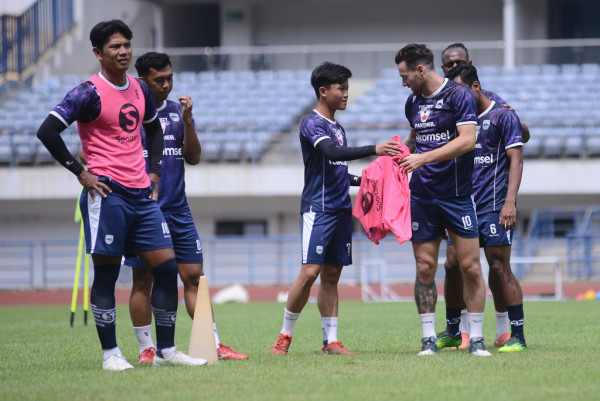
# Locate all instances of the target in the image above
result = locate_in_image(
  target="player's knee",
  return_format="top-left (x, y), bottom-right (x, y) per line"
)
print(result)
top-left (298, 266), bottom-right (320, 286)
top-left (151, 258), bottom-right (178, 279)
top-left (132, 268), bottom-right (153, 291)
top-left (443, 258), bottom-right (459, 273)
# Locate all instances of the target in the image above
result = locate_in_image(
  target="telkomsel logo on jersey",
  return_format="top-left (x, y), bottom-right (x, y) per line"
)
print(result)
top-left (118, 103), bottom-right (140, 133)
top-left (415, 130), bottom-right (451, 143)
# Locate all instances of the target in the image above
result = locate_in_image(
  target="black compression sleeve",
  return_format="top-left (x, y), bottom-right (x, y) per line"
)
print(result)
top-left (315, 138), bottom-right (376, 161)
top-left (349, 173), bottom-right (361, 186)
top-left (36, 114), bottom-right (84, 176)
top-left (143, 118), bottom-right (164, 176)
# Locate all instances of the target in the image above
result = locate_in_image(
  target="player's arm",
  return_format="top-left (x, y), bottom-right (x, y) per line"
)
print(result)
top-left (179, 95), bottom-right (201, 165)
top-left (500, 146), bottom-right (523, 231)
top-left (37, 114), bottom-right (111, 199)
top-left (143, 117), bottom-right (164, 200)
top-left (397, 123), bottom-right (476, 173)
top-left (402, 128), bottom-right (416, 153)
top-left (316, 138), bottom-right (401, 161)
top-left (521, 122), bottom-right (530, 143)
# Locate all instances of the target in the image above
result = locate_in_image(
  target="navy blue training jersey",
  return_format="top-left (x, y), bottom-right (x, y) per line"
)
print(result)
top-left (141, 100), bottom-right (193, 213)
top-left (299, 110), bottom-right (351, 213)
top-left (482, 89), bottom-right (505, 105)
top-left (473, 101), bottom-right (523, 214)
top-left (405, 78), bottom-right (478, 198)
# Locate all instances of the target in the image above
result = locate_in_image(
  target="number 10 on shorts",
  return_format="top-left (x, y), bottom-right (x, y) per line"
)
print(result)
top-left (461, 215), bottom-right (473, 229)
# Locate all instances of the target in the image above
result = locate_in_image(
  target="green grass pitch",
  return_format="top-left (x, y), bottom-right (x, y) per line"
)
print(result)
top-left (1, 300), bottom-right (598, 401)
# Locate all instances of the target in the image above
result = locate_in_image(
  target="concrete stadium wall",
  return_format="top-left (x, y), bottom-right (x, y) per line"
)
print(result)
top-left (1, 160), bottom-right (599, 242)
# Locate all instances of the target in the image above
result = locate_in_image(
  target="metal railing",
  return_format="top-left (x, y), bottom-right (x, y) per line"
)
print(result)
top-left (0, 0), bottom-right (74, 84)
top-left (1, 230), bottom-right (584, 291)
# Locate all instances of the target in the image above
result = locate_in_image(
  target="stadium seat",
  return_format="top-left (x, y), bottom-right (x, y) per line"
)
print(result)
top-left (564, 135), bottom-right (584, 158)
top-left (586, 136), bottom-right (600, 157)
top-left (523, 137), bottom-right (543, 158)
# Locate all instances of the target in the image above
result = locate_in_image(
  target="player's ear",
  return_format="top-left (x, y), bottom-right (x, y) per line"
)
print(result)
top-left (92, 47), bottom-right (102, 60)
top-left (318, 85), bottom-right (328, 99)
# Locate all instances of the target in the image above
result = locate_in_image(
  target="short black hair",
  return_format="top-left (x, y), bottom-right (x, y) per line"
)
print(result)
top-left (135, 52), bottom-right (172, 77)
top-left (89, 20), bottom-right (132, 50)
top-left (394, 43), bottom-right (434, 70)
top-left (442, 42), bottom-right (470, 60)
top-left (446, 64), bottom-right (480, 87)
top-left (310, 62), bottom-right (352, 99)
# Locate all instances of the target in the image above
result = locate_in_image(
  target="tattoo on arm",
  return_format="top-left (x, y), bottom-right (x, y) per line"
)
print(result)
top-left (414, 277), bottom-right (437, 314)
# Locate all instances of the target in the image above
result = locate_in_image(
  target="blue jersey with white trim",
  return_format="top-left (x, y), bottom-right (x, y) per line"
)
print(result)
top-left (140, 100), bottom-right (192, 213)
top-left (482, 89), bottom-right (505, 105)
top-left (405, 78), bottom-right (478, 198)
top-left (299, 111), bottom-right (351, 213)
top-left (472, 101), bottom-right (523, 214)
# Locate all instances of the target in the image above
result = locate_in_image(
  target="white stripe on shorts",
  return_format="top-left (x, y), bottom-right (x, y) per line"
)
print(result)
top-left (302, 211), bottom-right (316, 263)
top-left (87, 191), bottom-right (102, 254)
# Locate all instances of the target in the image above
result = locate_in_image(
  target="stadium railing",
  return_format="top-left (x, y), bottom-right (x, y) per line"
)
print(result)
top-left (0, 0), bottom-right (74, 86)
top-left (0, 230), bottom-right (572, 291)
top-left (521, 206), bottom-right (600, 278)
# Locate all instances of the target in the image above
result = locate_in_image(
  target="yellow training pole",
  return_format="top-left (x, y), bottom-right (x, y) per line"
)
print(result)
top-left (70, 222), bottom-right (85, 327)
top-left (82, 222), bottom-right (90, 325)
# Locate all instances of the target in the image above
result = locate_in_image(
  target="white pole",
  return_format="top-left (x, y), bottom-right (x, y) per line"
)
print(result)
top-left (503, 0), bottom-right (516, 68)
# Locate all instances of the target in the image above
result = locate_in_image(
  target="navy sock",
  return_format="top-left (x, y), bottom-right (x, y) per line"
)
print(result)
top-left (90, 264), bottom-right (121, 350)
top-left (151, 259), bottom-right (179, 350)
top-left (507, 304), bottom-right (525, 344)
top-left (445, 307), bottom-right (462, 336)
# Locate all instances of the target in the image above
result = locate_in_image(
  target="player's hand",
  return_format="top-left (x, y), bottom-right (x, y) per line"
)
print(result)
top-left (396, 153), bottom-right (427, 173)
top-left (179, 95), bottom-right (193, 123)
top-left (499, 203), bottom-right (517, 231)
top-left (374, 140), bottom-right (403, 156)
top-left (78, 170), bottom-right (111, 200)
top-left (148, 173), bottom-right (160, 201)
top-left (501, 103), bottom-right (516, 112)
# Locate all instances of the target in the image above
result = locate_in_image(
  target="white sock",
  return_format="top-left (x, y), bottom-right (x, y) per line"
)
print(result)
top-left (321, 317), bottom-right (338, 345)
top-left (459, 309), bottom-right (469, 335)
top-left (213, 323), bottom-right (221, 348)
top-left (495, 311), bottom-right (509, 336)
top-left (468, 312), bottom-right (485, 339)
top-left (103, 346), bottom-right (122, 361)
top-left (158, 346), bottom-right (175, 359)
top-left (419, 313), bottom-right (436, 338)
top-left (281, 308), bottom-right (301, 336)
top-left (133, 325), bottom-right (155, 353)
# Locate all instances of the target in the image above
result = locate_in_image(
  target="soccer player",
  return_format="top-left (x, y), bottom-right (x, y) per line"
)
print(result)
top-left (270, 62), bottom-right (402, 356)
top-left (124, 52), bottom-right (248, 362)
top-left (437, 43), bottom-right (529, 349)
top-left (36, 20), bottom-right (206, 370)
top-left (394, 43), bottom-right (491, 356)
top-left (441, 43), bottom-right (530, 143)
top-left (440, 64), bottom-right (527, 352)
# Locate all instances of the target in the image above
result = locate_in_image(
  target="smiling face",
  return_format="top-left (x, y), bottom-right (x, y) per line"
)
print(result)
top-left (93, 32), bottom-right (132, 77)
top-left (441, 47), bottom-right (471, 75)
top-left (398, 61), bottom-right (425, 96)
top-left (321, 81), bottom-right (349, 111)
top-left (142, 65), bottom-right (174, 106)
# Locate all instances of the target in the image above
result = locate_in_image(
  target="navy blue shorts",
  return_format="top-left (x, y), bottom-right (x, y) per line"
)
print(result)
top-left (79, 186), bottom-right (173, 257)
top-left (302, 210), bottom-right (352, 266)
top-left (124, 209), bottom-right (204, 269)
top-left (446, 211), bottom-right (512, 247)
top-left (477, 211), bottom-right (513, 247)
top-left (410, 194), bottom-right (479, 242)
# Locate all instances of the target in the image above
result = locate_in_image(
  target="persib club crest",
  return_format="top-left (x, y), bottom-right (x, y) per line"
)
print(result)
top-left (418, 105), bottom-right (433, 122)
top-left (483, 119), bottom-right (491, 130)
top-left (333, 128), bottom-right (344, 145)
